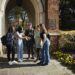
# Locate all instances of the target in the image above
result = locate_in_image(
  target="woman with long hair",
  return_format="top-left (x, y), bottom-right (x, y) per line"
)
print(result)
top-left (37, 23), bottom-right (50, 66)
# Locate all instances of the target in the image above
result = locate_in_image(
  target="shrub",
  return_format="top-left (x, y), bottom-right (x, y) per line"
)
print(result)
top-left (59, 31), bottom-right (75, 51)
top-left (53, 51), bottom-right (75, 64)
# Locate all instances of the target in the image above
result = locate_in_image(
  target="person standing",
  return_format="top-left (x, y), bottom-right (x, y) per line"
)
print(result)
top-left (16, 27), bottom-right (25, 63)
top-left (37, 24), bottom-right (50, 65)
top-left (6, 27), bottom-right (17, 65)
top-left (38, 33), bottom-right (50, 66)
top-left (34, 25), bottom-right (41, 61)
top-left (25, 23), bottom-right (35, 59)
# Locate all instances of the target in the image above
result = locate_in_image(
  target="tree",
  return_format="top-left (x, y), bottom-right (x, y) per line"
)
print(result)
top-left (60, 0), bottom-right (75, 30)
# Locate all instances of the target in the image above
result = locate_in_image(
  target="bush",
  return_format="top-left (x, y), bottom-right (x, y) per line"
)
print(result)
top-left (52, 31), bottom-right (75, 64)
top-left (53, 51), bottom-right (75, 64)
top-left (59, 31), bottom-right (75, 51)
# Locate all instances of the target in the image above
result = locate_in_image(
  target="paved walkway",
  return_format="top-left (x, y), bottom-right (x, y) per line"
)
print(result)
top-left (0, 55), bottom-right (75, 75)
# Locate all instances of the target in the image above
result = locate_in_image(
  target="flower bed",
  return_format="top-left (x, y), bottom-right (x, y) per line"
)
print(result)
top-left (53, 51), bottom-right (75, 64)
top-left (53, 31), bottom-right (75, 64)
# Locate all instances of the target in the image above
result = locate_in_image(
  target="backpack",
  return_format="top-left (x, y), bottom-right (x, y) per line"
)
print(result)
top-left (1, 34), bottom-right (7, 46)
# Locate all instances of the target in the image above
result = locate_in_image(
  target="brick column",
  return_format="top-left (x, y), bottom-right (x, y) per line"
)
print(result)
top-left (45, 0), bottom-right (60, 51)
top-left (46, 0), bottom-right (59, 31)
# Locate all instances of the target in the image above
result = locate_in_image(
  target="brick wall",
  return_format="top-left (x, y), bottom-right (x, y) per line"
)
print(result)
top-left (45, 0), bottom-right (59, 32)
top-left (45, 0), bottom-right (60, 51)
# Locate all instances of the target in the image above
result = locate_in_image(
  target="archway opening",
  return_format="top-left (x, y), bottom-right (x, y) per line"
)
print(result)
top-left (5, 0), bottom-right (35, 31)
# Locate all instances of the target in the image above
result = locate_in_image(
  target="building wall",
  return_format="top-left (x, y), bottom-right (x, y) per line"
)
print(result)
top-left (0, 11), bottom-right (3, 56)
top-left (45, 0), bottom-right (59, 32)
top-left (0, 0), bottom-right (44, 55)
top-left (0, 0), bottom-right (59, 55)
top-left (0, 0), bottom-right (2, 8)
top-left (46, 0), bottom-right (60, 51)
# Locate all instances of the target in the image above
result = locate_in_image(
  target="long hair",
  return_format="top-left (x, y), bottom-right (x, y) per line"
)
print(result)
top-left (8, 27), bottom-right (13, 33)
top-left (40, 24), bottom-right (50, 40)
top-left (40, 23), bottom-right (47, 34)
top-left (17, 26), bottom-right (22, 33)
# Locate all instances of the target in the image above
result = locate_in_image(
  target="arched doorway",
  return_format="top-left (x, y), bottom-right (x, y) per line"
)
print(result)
top-left (1, 0), bottom-right (44, 34)
top-left (0, 0), bottom-right (44, 55)
top-left (5, 0), bottom-right (34, 31)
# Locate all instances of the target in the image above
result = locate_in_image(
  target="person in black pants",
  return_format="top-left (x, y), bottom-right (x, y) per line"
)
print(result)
top-left (7, 45), bottom-right (15, 61)
top-left (25, 23), bottom-right (35, 59)
top-left (6, 26), bottom-right (17, 65)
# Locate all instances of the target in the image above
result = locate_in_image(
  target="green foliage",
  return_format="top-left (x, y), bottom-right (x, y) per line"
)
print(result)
top-left (53, 31), bottom-right (75, 64)
top-left (53, 51), bottom-right (75, 64)
top-left (59, 31), bottom-right (75, 50)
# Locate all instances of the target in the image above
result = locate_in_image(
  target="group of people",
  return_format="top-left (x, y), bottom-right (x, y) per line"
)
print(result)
top-left (4, 20), bottom-right (51, 66)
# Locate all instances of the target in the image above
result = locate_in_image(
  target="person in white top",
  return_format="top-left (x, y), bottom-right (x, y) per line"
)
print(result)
top-left (16, 27), bottom-right (25, 63)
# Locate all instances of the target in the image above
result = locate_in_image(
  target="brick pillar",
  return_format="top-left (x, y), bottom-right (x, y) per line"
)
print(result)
top-left (45, 0), bottom-right (60, 51)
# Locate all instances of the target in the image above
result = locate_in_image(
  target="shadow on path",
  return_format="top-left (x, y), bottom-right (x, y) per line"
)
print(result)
top-left (0, 57), bottom-right (39, 69)
top-left (0, 63), bottom-right (39, 69)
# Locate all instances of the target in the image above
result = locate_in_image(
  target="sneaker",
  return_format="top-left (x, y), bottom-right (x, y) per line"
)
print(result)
top-left (37, 62), bottom-right (42, 65)
top-left (12, 60), bottom-right (18, 64)
top-left (8, 61), bottom-right (13, 65)
top-left (18, 59), bottom-right (23, 62)
top-left (41, 63), bottom-right (48, 66)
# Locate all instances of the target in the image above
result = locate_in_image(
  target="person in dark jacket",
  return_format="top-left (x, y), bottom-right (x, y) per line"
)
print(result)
top-left (25, 23), bottom-right (35, 59)
top-left (6, 27), bottom-right (16, 65)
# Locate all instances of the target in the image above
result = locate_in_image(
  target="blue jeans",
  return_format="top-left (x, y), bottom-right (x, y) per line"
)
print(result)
top-left (17, 42), bottom-right (23, 61)
top-left (40, 41), bottom-right (50, 64)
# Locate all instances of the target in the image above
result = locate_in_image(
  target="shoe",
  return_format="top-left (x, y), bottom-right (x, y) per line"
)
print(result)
top-left (12, 60), bottom-right (18, 64)
top-left (18, 59), bottom-right (23, 62)
top-left (41, 63), bottom-right (48, 66)
top-left (8, 61), bottom-right (13, 65)
top-left (37, 62), bottom-right (42, 65)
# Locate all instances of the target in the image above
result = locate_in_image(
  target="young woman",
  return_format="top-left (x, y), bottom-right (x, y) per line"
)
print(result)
top-left (25, 23), bottom-right (35, 59)
top-left (34, 25), bottom-right (41, 61)
top-left (16, 27), bottom-right (25, 63)
top-left (37, 24), bottom-right (50, 65)
top-left (6, 27), bottom-right (16, 65)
